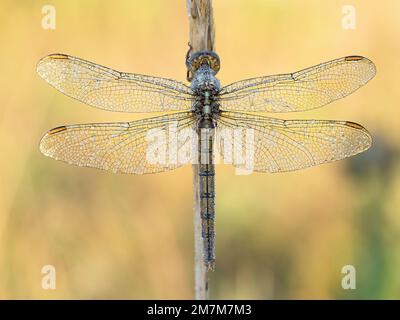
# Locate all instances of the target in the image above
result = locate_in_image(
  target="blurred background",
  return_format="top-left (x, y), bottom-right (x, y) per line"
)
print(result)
top-left (0, 0), bottom-right (399, 299)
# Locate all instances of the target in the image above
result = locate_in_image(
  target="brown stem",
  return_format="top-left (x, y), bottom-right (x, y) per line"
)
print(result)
top-left (186, 0), bottom-right (215, 300)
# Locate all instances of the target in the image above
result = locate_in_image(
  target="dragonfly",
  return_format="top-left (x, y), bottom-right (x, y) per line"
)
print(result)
top-left (37, 51), bottom-right (376, 270)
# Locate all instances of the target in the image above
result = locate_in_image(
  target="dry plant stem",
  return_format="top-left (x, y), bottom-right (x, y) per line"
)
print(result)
top-left (187, 0), bottom-right (215, 300)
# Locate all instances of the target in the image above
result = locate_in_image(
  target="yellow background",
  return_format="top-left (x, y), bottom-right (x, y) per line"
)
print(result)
top-left (0, 0), bottom-right (399, 299)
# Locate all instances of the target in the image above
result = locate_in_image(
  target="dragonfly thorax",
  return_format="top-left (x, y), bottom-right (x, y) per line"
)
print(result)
top-left (192, 95), bottom-right (220, 120)
top-left (190, 64), bottom-right (221, 95)
top-left (190, 62), bottom-right (221, 121)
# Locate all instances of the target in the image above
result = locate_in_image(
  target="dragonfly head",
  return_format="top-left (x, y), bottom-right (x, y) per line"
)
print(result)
top-left (186, 50), bottom-right (220, 81)
top-left (187, 51), bottom-right (220, 74)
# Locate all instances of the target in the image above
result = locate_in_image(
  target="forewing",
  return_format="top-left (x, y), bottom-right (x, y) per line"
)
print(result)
top-left (37, 54), bottom-right (194, 112)
top-left (216, 112), bottom-right (372, 173)
top-left (218, 56), bottom-right (376, 112)
top-left (40, 112), bottom-right (196, 174)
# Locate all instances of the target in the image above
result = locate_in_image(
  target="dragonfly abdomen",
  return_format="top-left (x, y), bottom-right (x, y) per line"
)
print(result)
top-left (198, 118), bottom-right (216, 271)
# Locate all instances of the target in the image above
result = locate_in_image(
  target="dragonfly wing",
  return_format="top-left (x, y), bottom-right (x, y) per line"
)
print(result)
top-left (37, 54), bottom-right (194, 112)
top-left (218, 56), bottom-right (376, 112)
top-left (216, 112), bottom-right (372, 173)
top-left (40, 112), bottom-right (196, 174)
